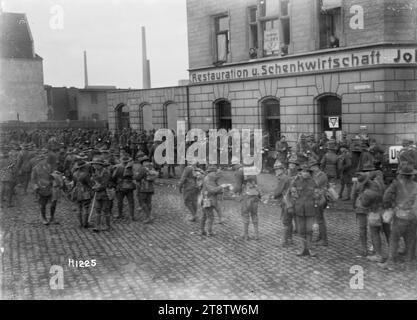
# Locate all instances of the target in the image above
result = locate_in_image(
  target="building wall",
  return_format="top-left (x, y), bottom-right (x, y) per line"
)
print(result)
top-left (0, 57), bottom-right (47, 122)
top-left (78, 91), bottom-right (109, 121)
top-left (107, 86), bottom-right (188, 132)
top-left (186, 66), bottom-right (417, 146)
top-left (187, 0), bottom-right (417, 69)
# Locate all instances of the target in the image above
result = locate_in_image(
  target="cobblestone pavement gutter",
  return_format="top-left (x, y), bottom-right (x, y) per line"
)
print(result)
top-left (1, 180), bottom-right (417, 300)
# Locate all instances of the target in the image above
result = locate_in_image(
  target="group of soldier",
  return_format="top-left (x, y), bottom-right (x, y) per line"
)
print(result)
top-left (1, 127), bottom-right (417, 270)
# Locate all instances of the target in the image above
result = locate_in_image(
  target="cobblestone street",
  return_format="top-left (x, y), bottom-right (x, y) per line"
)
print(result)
top-left (1, 180), bottom-right (417, 300)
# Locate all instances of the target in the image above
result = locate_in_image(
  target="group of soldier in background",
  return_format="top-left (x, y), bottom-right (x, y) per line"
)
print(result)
top-left (1, 127), bottom-right (416, 270)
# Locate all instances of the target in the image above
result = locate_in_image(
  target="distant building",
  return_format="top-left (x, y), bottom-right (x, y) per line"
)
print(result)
top-left (45, 85), bottom-right (121, 122)
top-left (0, 11), bottom-right (47, 122)
top-left (107, 0), bottom-right (417, 147)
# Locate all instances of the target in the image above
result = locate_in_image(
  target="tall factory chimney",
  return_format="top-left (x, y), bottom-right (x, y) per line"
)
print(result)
top-left (141, 26), bottom-right (151, 89)
top-left (83, 50), bottom-right (89, 88)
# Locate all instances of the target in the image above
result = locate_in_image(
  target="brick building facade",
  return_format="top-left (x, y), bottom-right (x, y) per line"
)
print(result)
top-left (108, 0), bottom-right (417, 147)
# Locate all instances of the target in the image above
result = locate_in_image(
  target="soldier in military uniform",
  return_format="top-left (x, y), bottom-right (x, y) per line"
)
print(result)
top-left (275, 135), bottom-right (289, 169)
top-left (380, 164), bottom-right (417, 270)
top-left (178, 159), bottom-right (201, 222)
top-left (91, 159), bottom-right (112, 232)
top-left (288, 163), bottom-right (319, 257)
top-left (273, 160), bottom-right (293, 246)
top-left (320, 141), bottom-right (338, 184)
top-left (135, 154), bottom-right (159, 224)
top-left (351, 162), bottom-right (381, 257)
top-left (200, 165), bottom-right (228, 236)
top-left (338, 146), bottom-right (354, 201)
top-left (72, 160), bottom-right (93, 228)
top-left (309, 160), bottom-right (329, 246)
top-left (113, 156), bottom-right (136, 221)
top-left (16, 143), bottom-right (35, 194)
top-left (240, 175), bottom-right (261, 240)
top-left (31, 151), bottom-right (59, 225)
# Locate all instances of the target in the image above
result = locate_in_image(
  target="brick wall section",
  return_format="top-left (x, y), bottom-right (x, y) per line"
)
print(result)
top-left (107, 87), bottom-right (188, 132)
top-left (187, 0), bottom-right (417, 71)
top-left (108, 67), bottom-right (417, 147)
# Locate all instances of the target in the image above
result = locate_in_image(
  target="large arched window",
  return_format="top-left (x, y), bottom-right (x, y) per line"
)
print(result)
top-left (115, 103), bottom-right (130, 131)
top-left (261, 98), bottom-right (280, 147)
top-left (164, 102), bottom-right (178, 131)
top-left (317, 95), bottom-right (342, 139)
top-left (215, 99), bottom-right (232, 130)
top-left (140, 103), bottom-right (153, 131)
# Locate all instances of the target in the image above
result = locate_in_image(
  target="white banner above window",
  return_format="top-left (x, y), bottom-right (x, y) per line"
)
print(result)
top-left (322, 0), bottom-right (342, 10)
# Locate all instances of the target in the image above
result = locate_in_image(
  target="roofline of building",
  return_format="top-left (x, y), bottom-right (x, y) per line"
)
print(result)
top-left (106, 85), bottom-right (188, 93)
top-left (187, 41), bottom-right (417, 72)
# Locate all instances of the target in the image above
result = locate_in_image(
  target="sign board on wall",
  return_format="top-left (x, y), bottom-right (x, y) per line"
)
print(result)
top-left (328, 117), bottom-right (339, 128)
top-left (264, 29), bottom-right (280, 53)
top-left (389, 146), bottom-right (403, 164)
top-left (190, 47), bottom-right (417, 84)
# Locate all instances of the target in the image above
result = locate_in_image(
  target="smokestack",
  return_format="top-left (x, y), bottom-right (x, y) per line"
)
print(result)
top-left (141, 26), bottom-right (151, 89)
top-left (83, 50), bottom-right (88, 88)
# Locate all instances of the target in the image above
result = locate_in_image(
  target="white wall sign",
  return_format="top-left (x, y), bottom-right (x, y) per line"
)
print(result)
top-left (389, 146), bottom-right (403, 164)
top-left (264, 29), bottom-right (280, 53)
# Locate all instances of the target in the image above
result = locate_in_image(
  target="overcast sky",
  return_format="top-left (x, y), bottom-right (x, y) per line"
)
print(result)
top-left (3, 0), bottom-right (189, 89)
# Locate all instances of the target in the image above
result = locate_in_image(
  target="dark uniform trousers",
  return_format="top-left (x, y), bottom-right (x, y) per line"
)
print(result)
top-left (38, 194), bottom-right (57, 220)
top-left (183, 188), bottom-right (199, 218)
top-left (137, 192), bottom-right (153, 220)
top-left (356, 212), bottom-right (368, 253)
top-left (201, 207), bottom-right (215, 234)
top-left (241, 196), bottom-right (259, 224)
top-left (388, 216), bottom-right (417, 262)
top-left (116, 189), bottom-right (135, 218)
top-left (95, 191), bottom-right (111, 229)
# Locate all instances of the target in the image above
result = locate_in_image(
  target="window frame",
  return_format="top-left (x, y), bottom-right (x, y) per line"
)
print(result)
top-left (251, 0), bottom-right (291, 59)
top-left (214, 14), bottom-right (230, 63)
top-left (318, 1), bottom-right (343, 50)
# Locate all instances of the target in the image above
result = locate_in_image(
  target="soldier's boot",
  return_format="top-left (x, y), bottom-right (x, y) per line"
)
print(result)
top-left (253, 222), bottom-right (259, 240)
top-left (317, 224), bottom-right (328, 246)
top-left (103, 215), bottom-right (111, 231)
top-left (82, 210), bottom-right (90, 228)
top-left (296, 239), bottom-right (309, 257)
top-left (40, 208), bottom-right (49, 225)
top-left (282, 227), bottom-right (293, 247)
top-left (343, 185), bottom-right (352, 201)
top-left (200, 216), bottom-right (207, 236)
top-left (338, 184), bottom-right (344, 199)
top-left (93, 215), bottom-right (101, 232)
top-left (49, 202), bottom-right (59, 225)
top-left (359, 231), bottom-right (368, 256)
top-left (207, 218), bottom-right (214, 236)
top-left (78, 211), bottom-right (83, 228)
top-left (241, 223), bottom-right (250, 241)
top-left (306, 234), bottom-right (317, 257)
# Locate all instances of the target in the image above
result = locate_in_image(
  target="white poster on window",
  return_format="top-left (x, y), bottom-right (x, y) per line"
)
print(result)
top-left (263, 28), bottom-right (280, 53)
